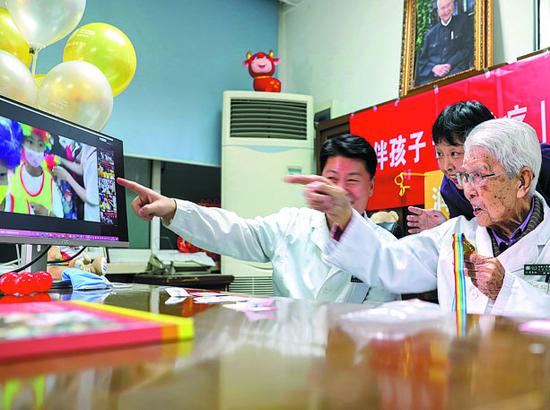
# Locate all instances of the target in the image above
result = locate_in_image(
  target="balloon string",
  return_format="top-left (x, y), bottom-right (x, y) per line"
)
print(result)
top-left (30, 48), bottom-right (39, 76)
top-left (394, 171), bottom-right (426, 197)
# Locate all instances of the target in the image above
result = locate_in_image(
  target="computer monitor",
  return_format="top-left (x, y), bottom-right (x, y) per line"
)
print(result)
top-left (0, 95), bottom-right (129, 270)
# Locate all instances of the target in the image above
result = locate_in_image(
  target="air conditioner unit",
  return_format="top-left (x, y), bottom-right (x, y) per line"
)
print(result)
top-left (221, 91), bottom-right (314, 295)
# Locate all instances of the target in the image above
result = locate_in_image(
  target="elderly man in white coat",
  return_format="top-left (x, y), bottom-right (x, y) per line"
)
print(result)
top-left (118, 135), bottom-right (398, 304)
top-left (288, 119), bottom-right (550, 316)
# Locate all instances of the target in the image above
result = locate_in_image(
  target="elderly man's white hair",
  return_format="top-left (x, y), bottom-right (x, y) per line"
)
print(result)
top-left (437, 0), bottom-right (455, 8)
top-left (465, 118), bottom-right (541, 196)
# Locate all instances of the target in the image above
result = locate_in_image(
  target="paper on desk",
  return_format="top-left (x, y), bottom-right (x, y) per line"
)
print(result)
top-left (193, 295), bottom-right (251, 304)
top-left (165, 296), bottom-right (187, 305)
top-left (223, 298), bottom-right (277, 312)
top-left (190, 291), bottom-right (221, 297)
top-left (164, 287), bottom-right (191, 305)
top-left (165, 287), bottom-right (192, 297)
top-left (223, 299), bottom-right (277, 321)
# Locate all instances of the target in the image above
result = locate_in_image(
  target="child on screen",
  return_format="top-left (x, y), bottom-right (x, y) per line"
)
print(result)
top-left (10, 124), bottom-right (63, 217)
top-left (0, 117), bottom-right (23, 212)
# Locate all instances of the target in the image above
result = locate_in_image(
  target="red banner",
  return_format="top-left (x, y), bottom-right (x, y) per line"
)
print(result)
top-left (351, 52), bottom-right (550, 210)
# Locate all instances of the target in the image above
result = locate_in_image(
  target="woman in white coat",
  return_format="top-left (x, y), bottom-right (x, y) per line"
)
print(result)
top-left (290, 118), bottom-right (550, 316)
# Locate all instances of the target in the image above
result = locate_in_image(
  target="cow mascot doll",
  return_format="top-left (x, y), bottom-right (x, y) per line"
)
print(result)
top-left (243, 50), bottom-right (281, 92)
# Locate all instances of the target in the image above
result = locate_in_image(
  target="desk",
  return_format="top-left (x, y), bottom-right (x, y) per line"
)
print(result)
top-left (2, 284), bottom-right (550, 409)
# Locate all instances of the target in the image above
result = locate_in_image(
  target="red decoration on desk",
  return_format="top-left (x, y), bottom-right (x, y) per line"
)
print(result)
top-left (15, 272), bottom-right (35, 295)
top-left (0, 271), bottom-right (53, 295)
top-left (34, 271), bottom-right (53, 292)
top-left (0, 272), bottom-right (19, 295)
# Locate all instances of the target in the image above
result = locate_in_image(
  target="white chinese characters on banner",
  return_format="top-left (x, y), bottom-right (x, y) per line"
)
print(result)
top-left (374, 131), bottom-right (428, 170)
top-left (409, 131), bottom-right (426, 163)
top-left (389, 135), bottom-right (407, 167)
top-left (505, 101), bottom-right (547, 143)
top-left (507, 104), bottom-right (527, 122)
top-left (375, 140), bottom-right (388, 170)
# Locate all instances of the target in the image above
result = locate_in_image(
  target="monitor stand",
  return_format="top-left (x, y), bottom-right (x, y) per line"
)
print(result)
top-left (20, 244), bottom-right (48, 272)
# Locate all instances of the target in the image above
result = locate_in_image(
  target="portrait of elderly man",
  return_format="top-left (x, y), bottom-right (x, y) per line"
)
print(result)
top-left (414, 0), bottom-right (474, 87)
top-left (290, 119), bottom-right (550, 316)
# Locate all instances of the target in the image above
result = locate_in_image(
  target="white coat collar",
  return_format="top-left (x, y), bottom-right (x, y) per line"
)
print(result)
top-left (311, 210), bottom-right (330, 251)
top-left (311, 211), bottom-right (369, 251)
top-left (475, 193), bottom-right (550, 271)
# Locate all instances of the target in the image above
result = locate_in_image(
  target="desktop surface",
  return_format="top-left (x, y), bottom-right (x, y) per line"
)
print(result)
top-left (1, 284), bottom-right (549, 409)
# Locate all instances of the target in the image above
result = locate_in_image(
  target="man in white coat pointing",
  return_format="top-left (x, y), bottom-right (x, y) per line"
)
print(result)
top-left (288, 119), bottom-right (550, 316)
top-left (118, 135), bottom-right (398, 304)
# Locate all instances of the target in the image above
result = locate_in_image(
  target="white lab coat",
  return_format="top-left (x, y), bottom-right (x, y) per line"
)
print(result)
top-left (166, 200), bottom-right (398, 303)
top-left (323, 192), bottom-right (550, 317)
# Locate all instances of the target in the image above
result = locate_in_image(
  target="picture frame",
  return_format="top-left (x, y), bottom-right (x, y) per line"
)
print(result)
top-left (399, 0), bottom-right (492, 96)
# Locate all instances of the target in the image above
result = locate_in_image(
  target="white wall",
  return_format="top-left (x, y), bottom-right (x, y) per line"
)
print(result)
top-left (278, 0), bottom-right (404, 117)
top-left (492, 0), bottom-right (534, 63)
top-left (279, 0), bottom-right (541, 118)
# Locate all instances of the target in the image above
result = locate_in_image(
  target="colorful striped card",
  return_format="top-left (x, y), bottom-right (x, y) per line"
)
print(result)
top-left (452, 233), bottom-right (467, 335)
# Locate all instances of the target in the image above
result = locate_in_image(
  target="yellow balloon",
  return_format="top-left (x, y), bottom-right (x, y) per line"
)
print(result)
top-left (63, 23), bottom-right (136, 96)
top-left (0, 7), bottom-right (31, 67)
top-left (34, 73), bottom-right (45, 87)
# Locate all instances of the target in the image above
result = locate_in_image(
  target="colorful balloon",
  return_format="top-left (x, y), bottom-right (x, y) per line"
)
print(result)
top-left (0, 49), bottom-right (37, 105)
top-left (5, 0), bottom-right (86, 50)
top-left (0, 7), bottom-right (31, 66)
top-left (15, 272), bottom-right (35, 295)
top-left (0, 272), bottom-right (18, 295)
top-left (34, 271), bottom-right (53, 292)
top-left (63, 23), bottom-right (136, 96)
top-left (38, 61), bottom-right (113, 131)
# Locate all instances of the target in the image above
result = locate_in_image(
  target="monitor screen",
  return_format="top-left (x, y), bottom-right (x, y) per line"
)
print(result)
top-left (0, 96), bottom-right (129, 248)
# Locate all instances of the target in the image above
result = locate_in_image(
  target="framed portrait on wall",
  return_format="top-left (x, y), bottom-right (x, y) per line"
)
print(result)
top-left (400, 0), bottom-right (492, 96)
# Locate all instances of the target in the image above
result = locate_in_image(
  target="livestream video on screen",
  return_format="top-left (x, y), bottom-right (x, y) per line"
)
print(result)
top-left (0, 115), bottom-right (118, 226)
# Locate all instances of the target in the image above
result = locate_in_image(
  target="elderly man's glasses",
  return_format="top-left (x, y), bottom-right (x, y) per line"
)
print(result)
top-left (455, 171), bottom-right (503, 188)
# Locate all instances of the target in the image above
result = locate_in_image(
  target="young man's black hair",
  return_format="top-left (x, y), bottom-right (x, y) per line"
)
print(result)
top-left (320, 134), bottom-right (377, 178)
top-left (432, 101), bottom-right (495, 146)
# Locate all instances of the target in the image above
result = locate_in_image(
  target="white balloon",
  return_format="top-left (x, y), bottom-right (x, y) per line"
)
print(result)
top-left (0, 49), bottom-right (37, 105)
top-left (38, 61), bottom-right (113, 131)
top-left (5, 0), bottom-right (86, 49)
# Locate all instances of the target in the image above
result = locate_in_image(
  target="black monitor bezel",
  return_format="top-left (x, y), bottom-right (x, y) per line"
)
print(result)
top-left (0, 95), bottom-right (129, 248)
